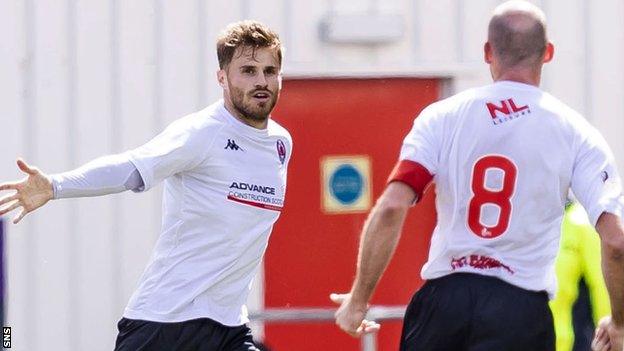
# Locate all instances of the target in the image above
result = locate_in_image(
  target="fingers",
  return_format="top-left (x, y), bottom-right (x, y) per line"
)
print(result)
top-left (0, 182), bottom-right (20, 191)
top-left (592, 327), bottom-right (611, 351)
top-left (591, 340), bottom-right (610, 351)
top-left (359, 320), bottom-right (380, 334)
top-left (0, 200), bottom-right (20, 217)
top-left (0, 193), bottom-right (19, 207)
top-left (345, 320), bottom-right (381, 337)
top-left (595, 325), bottom-right (606, 341)
top-left (332, 293), bottom-right (377, 338)
top-left (13, 209), bottom-right (27, 224)
top-left (17, 158), bottom-right (38, 175)
top-left (330, 293), bottom-right (349, 304)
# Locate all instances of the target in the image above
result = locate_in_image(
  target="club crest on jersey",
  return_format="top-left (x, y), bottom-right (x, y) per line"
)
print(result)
top-left (276, 140), bottom-right (286, 165)
top-left (485, 98), bottom-right (531, 125)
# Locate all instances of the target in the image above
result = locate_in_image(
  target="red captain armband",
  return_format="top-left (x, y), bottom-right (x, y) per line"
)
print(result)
top-left (387, 160), bottom-right (434, 203)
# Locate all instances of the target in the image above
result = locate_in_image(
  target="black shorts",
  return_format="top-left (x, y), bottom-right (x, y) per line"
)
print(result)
top-left (114, 317), bottom-right (259, 351)
top-left (400, 273), bottom-right (555, 351)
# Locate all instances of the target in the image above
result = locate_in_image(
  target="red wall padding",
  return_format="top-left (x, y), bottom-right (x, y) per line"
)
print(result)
top-left (266, 78), bottom-right (440, 351)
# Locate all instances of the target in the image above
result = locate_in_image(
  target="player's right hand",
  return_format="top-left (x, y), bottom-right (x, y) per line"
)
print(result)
top-left (0, 158), bottom-right (54, 224)
top-left (330, 292), bottom-right (380, 338)
top-left (592, 316), bottom-right (624, 351)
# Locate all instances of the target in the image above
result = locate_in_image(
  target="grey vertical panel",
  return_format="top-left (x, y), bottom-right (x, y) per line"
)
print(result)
top-left (282, 0), bottom-right (293, 60)
top-left (412, 0), bottom-right (421, 62)
top-left (117, 0), bottom-right (161, 317)
top-left (154, 0), bottom-right (164, 131)
top-left (161, 0), bottom-right (200, 121)
top-left (240, 0), bottom-right (250, 19)
top-left (0, 2), bottom-right (22, 320)
top-left (542, 0), bottom-right (584, 111)
top-left (152, 0), bottom-right (165, 247)
top-left (369, 0), bottom-right (379, 13)
top-left (584, 0), bottom-right (624, 165)
top-left (66, 0), bottom-right (79, 350)
top-left (456, 0), bottom-right (465, 62)
top-left (110, 0), bottom-right (123, 314)
top-left (418, 0), bottom-right (456, 63)
top-left (198, 0), bottom-right (208, 108)
top-left (22, 1), bottom-right (37, 350)
top-left (0, 1), bottom-right (34, 347)
top-left (74, 0), bottom-right (117, 348)
top-left (1, 1), bottom-right (30, 349)
top-left (583, 0), bottom-right (592, 120)
top-left (32, 0), bottom-right (72, 347)
top-left (151, 0), bottom-right (165, 249)
top-left (326, 0), bottom-right (335, 14)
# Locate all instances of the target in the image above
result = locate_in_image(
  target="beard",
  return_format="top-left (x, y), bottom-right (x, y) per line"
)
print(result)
top-left (228, 84), bottom-right (279, 122)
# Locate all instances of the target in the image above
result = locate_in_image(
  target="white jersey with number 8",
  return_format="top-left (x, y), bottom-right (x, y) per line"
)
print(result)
top-left (392, 80), bottom-right (623, 297)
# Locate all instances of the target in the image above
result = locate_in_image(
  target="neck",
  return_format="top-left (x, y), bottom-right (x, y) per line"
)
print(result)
top-left (494, 67), bottom-right (542, 87)
top-left (223, 98), bottom-right (268, 130)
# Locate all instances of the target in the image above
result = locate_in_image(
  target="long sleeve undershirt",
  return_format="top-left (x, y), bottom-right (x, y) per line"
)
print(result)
top-left (50, 153), bottom-right (145, 199)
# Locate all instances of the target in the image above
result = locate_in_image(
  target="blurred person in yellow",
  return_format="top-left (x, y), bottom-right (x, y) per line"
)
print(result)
top-left (552, 202), bottom-right (611, 351)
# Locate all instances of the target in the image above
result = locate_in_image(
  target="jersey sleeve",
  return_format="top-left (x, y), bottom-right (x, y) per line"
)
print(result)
top-left (571, 126), bottom-right (624, 226)
top-left (51, 153), bottom-right (144, 198)
top-left (127, 115), bottom-right (221, 191)
top-left (398, 104), bottom-right (443, 174)
top-left (387, 104), bottom-right (441, 201)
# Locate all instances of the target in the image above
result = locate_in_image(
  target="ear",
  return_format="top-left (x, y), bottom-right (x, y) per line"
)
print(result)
top-left (484, 42), bottom-right (493, 64)
top-left (217, 69), bottom-right (228, 89)
top-left (543, 42), bottom-right (554, 63)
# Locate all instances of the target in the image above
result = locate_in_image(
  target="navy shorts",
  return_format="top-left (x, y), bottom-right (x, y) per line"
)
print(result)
top-left (114, 317), bottom-right (259, 351)
top-left (400, 273), bottom-right (555, 351)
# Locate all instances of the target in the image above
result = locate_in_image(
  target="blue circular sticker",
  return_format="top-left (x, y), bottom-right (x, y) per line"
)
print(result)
top-left (330, 164), bottom-right (363, 205)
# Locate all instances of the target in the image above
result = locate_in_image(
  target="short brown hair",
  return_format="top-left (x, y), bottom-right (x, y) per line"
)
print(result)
top-left (216, 20), bottom-right (282, 69)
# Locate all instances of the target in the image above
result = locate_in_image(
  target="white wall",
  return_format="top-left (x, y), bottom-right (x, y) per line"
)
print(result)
top-left (0, 0), bottom-right (622, 350)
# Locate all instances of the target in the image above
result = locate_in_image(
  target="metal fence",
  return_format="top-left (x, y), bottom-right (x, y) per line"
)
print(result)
top-left (250, 305), bottom-right (406, 351)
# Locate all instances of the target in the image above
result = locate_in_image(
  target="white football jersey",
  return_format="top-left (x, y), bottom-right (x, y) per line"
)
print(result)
top-left (123, 100), bottom-right (292, 325)
top-left (396, 80), bottom-right (623, 297)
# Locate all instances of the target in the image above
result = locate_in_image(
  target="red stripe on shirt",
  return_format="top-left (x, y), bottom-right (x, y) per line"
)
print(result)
top-left (227, 195), bottom-right (283, 212)
top-left (387, 160), bottom-right (434, 202)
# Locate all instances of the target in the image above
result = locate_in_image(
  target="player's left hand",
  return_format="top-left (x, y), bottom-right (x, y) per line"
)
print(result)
top-left (330, 292), bottom-right (380, 337)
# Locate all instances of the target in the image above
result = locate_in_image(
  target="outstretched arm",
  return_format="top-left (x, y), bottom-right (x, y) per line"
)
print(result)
top-left (50, 153), bottom-right (143, 199)
top-left (0, 154), bottom-right (143, 224)
top-left (331, 181), bottom-right (415, 336)
top-left (592, 212), bottom-right (624, 351)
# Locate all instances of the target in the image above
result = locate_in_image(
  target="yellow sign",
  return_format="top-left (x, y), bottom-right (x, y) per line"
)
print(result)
top-left (321, 155), bottom-right (372, 214)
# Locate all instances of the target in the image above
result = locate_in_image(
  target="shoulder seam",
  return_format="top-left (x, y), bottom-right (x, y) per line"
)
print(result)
top-left (198, 122), bottom-right (228, 166)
